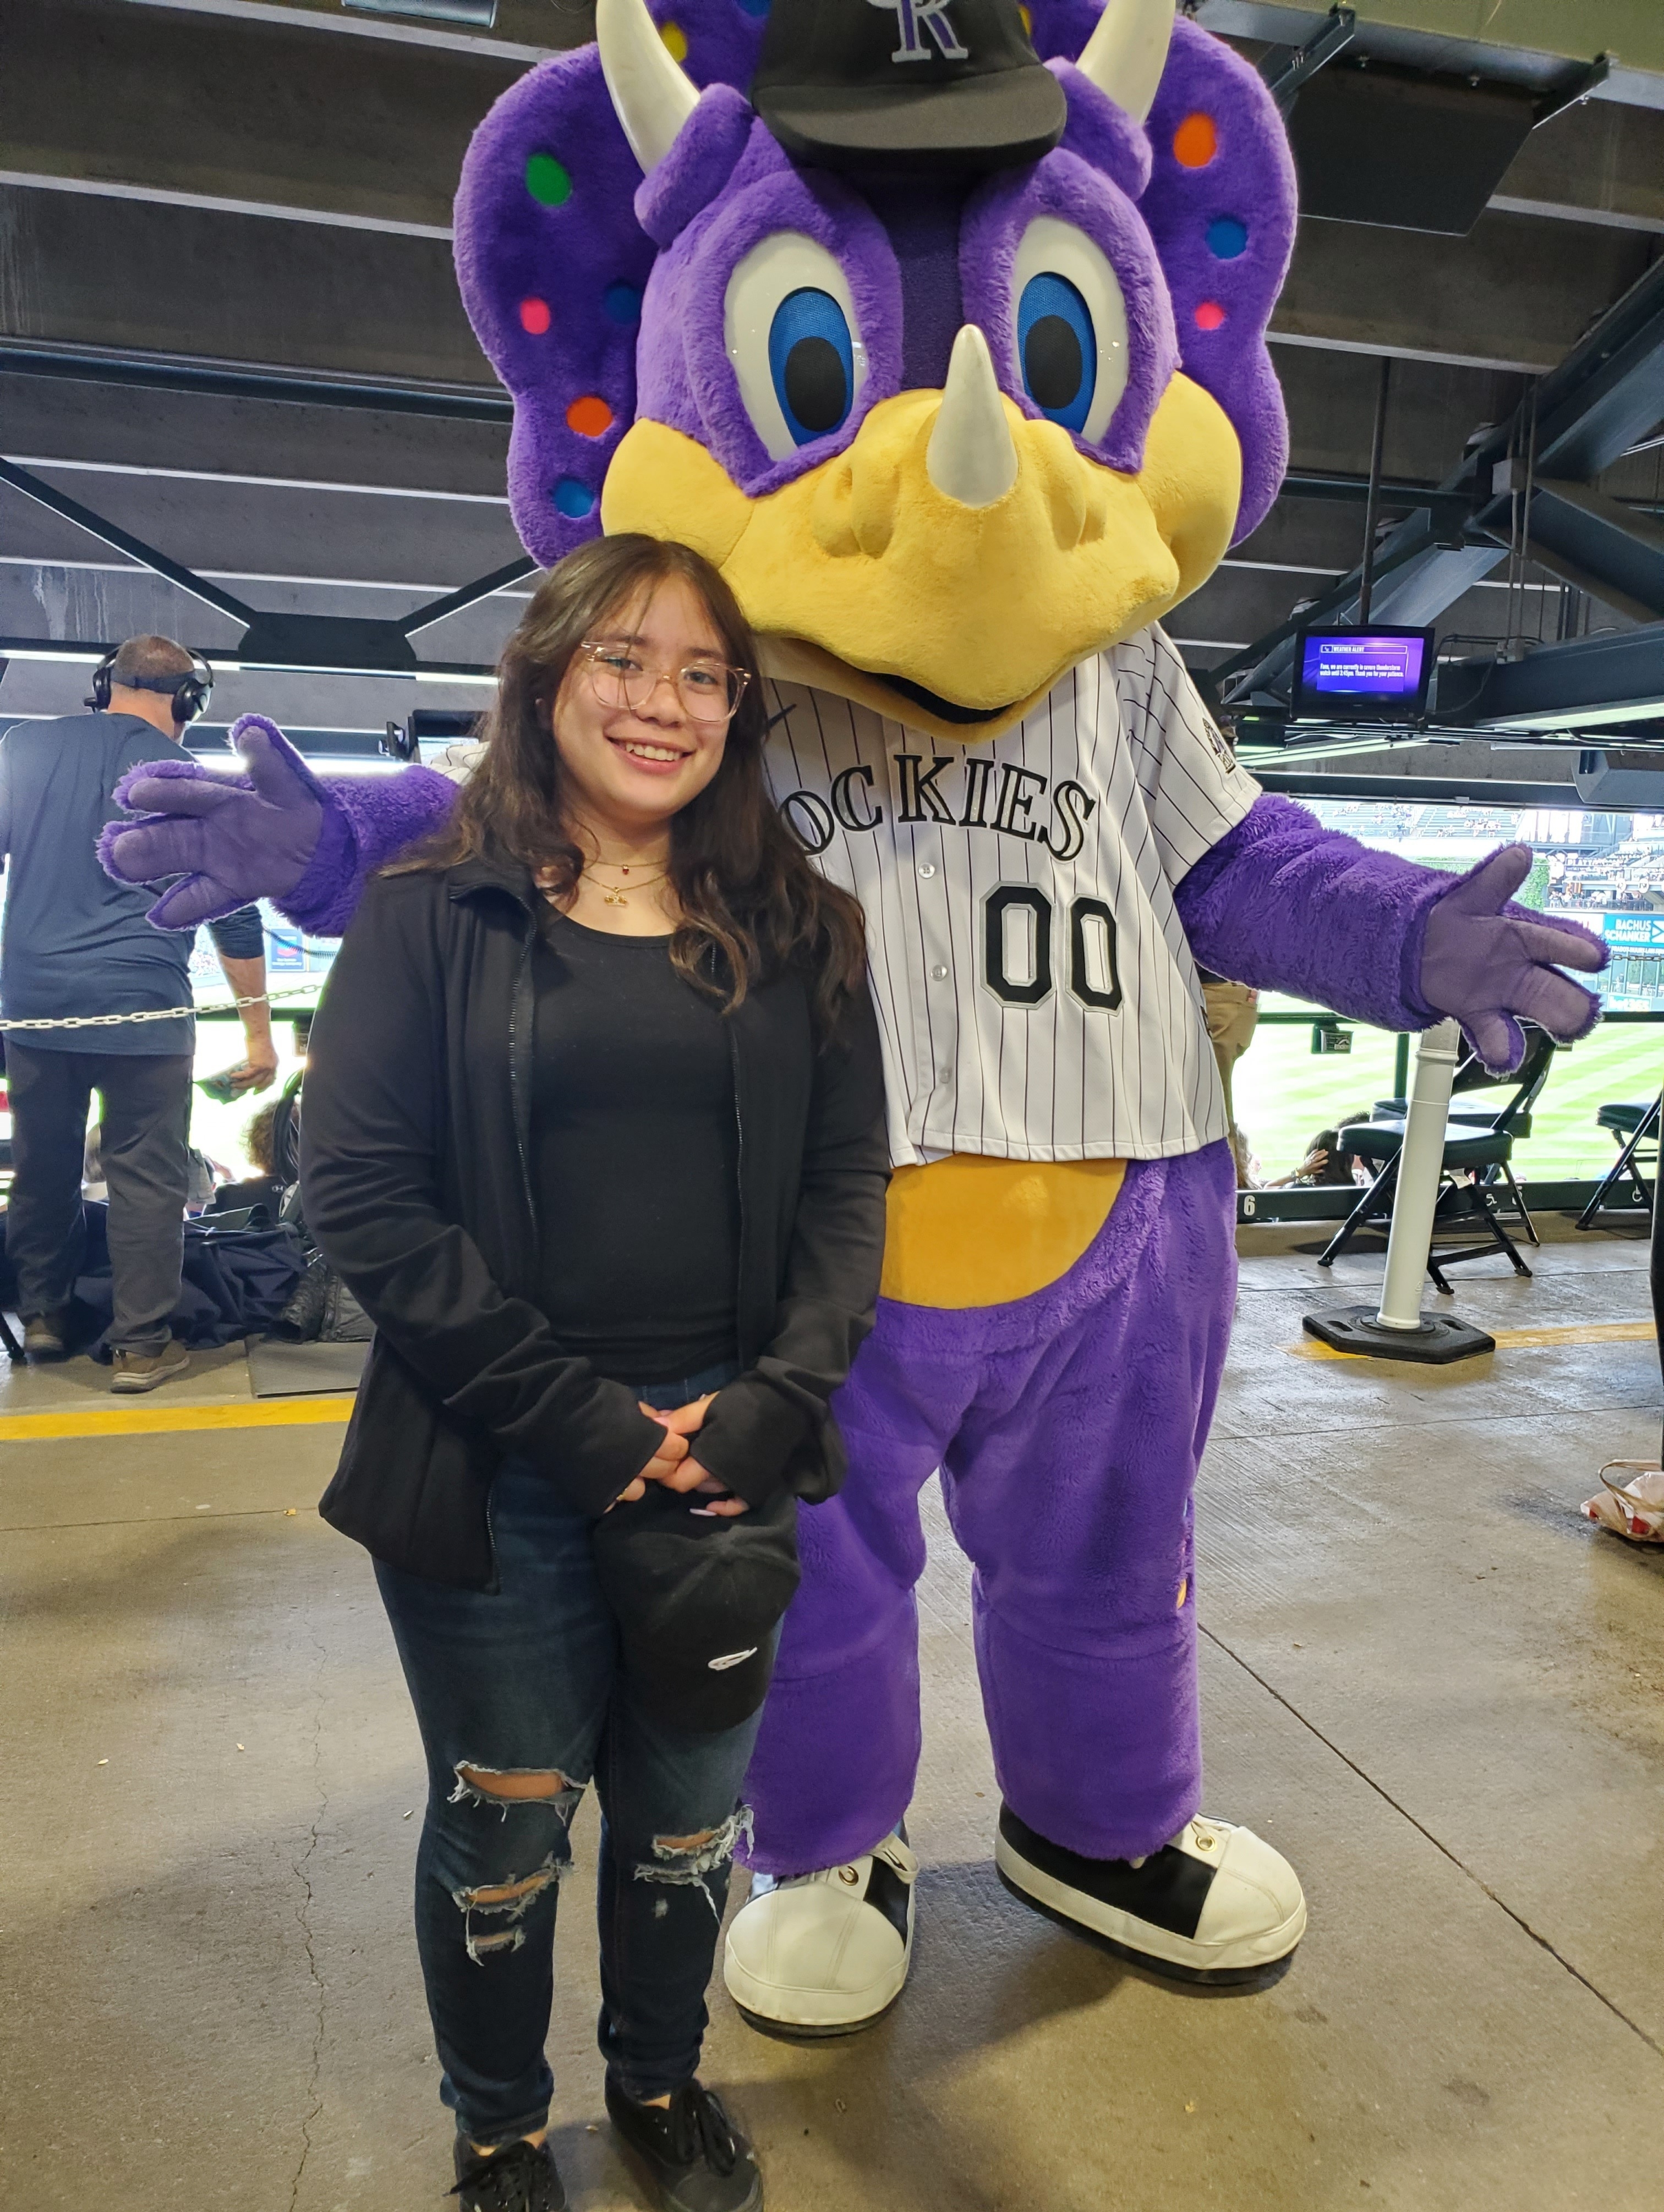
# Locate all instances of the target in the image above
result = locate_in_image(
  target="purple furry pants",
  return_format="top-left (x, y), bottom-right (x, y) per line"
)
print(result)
top-left (742, 1140), bottom-right (1237, 1875)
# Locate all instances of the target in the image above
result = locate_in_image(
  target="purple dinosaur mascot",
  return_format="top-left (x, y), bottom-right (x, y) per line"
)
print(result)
top-left (105, 0), bottom-right (1603, 2033)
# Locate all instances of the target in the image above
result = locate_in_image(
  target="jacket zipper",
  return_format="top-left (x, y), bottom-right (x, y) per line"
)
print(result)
top-left (508, 911), bottom-right (538, 1236)
top-left (729, 1019), bottom-right (747, 1350)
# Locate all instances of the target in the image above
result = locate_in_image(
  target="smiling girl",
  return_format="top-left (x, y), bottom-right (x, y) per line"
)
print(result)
top-left (299, 536), bottom-right (888, 2212)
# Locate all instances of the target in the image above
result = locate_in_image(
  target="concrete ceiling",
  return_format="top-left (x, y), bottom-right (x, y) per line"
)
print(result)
top-left (1, 0), bottom-right (1660, 775)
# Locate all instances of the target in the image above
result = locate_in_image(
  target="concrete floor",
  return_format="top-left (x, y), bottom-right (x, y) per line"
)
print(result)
top-left (2, 1221), bottom-right (1661, 2210)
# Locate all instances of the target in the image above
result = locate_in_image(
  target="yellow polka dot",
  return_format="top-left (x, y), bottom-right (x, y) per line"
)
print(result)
top-left (1176, 1578), bottom-right (1189, 1611)
top-left (660, 20), bottom-right (688, 62)
top-left (1019, 4), bottom-right (1032, 31)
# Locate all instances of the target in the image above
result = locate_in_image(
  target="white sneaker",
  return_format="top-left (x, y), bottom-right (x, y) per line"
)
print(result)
top-left (995, 1804), bottom-right (1306, 1982)
top-left (724, 1831), bottom-right (917, 2036)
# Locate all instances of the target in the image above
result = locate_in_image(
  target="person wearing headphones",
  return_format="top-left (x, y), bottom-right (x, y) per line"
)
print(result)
top-left (0, 634), bottom-right (278, 1389)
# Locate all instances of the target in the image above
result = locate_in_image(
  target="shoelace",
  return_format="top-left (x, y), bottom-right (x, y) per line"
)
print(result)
top-left (666, 2084), bottom-right (738, 2178)
top-left (451, 2138), bottom-right (552, 2210)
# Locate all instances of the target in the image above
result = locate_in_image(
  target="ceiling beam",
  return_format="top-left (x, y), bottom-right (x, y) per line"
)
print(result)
top-left (117, 0), bottom-right (561, 61)
top-left (1438, 624), bottom-right (1664, 732)
top-left (1270, 208), bottom-right (1653, 375)
top-left (1194, 1), bottom-right (1664, 111)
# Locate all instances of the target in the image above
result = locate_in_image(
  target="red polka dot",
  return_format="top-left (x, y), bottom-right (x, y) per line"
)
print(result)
top-left (519, 297), bottom-right (551, 336)
top-left (1194, 300), bottom-right (1227, 331)
top-left (566, 394), bottom-right (614, 437)
top-left (1173, 112), bottom-right (1217, 168)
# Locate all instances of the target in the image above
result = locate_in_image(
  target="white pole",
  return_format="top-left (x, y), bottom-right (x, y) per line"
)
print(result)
top-left (1375, 1018), bottom-right (1463, 1331)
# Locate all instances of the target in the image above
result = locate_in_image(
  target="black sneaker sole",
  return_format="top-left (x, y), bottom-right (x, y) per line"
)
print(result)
top-left (995, 1865), bottom-right (1298, 1989)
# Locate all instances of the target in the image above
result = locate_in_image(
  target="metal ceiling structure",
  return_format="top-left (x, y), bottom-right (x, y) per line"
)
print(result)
top-left (0, 0), bottom-right (1660, 784)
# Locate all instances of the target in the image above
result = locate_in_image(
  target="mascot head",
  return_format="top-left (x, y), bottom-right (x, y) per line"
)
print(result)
top-left (455, 0), bottom-right (1295, 739)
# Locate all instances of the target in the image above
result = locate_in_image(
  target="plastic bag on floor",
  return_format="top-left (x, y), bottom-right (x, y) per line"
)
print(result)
top-left (1583, 1462), bottom-right (1664, 1545)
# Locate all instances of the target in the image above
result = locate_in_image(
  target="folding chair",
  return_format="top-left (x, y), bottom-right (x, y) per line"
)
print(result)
top-left (1315, 1025), bottom-right (1558, 1294)
top-left (1574, 1091), bottom-right (1659, 1231)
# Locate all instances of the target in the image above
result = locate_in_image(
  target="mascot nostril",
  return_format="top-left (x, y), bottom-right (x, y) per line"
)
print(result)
top-left (107, 0), bottom-right (1608, 2045)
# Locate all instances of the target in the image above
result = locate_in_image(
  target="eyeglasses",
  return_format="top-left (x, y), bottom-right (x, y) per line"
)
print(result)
top-left (577, 640), bottom-right (749, 726)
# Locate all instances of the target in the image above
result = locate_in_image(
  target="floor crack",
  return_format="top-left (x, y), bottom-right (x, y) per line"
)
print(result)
top-left (1197, 1618), bottom-right (1663, 2058)
top-left (288, 1631), bottom-right (330, 2212)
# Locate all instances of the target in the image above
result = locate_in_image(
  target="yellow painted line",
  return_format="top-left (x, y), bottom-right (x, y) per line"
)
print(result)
top-left (1292, 1320), bottom-right (1655, 1362)
top-left (0, 1396), bottom-right (357, 1443)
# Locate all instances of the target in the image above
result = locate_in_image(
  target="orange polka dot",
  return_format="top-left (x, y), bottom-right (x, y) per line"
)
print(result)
top-left (1194, 300), bottom-right (1226, 331)
top-left (519, 297), bottom-right (551, 335)
top-left (1173, 112), bottom-right (1218, 168)
top-left (566, 394), bottom-right (614, 437)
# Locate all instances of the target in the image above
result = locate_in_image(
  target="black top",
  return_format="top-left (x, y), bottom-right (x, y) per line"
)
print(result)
top-left (532, 914), bottom-right (740, 1384)
top-left (0, 712), bottom-right (265, 1055)
top-left (300, 854), bottom-right (891, 1589)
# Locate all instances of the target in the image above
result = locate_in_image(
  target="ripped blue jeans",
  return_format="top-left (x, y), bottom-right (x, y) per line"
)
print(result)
top-left (375, 1363), bottom-right (762, 2146)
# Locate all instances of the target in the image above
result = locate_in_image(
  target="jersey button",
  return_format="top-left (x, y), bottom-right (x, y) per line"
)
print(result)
top-left (917, 863), bottom-right (937, 879)
top-left (929, 964), bottom-right (948, 981)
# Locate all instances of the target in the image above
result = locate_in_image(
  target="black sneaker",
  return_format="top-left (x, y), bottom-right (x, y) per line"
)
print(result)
top-left (605, 2077), bottom-right (763, 2212)
top-left (451, 2136), bottom-right (565, 2212)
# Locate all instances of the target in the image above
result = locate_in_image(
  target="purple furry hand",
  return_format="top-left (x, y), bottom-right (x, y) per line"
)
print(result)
top-left (1419, 845), bottom-right (1606, 1073)
top-left (100, 715), bottom-right (327, 929)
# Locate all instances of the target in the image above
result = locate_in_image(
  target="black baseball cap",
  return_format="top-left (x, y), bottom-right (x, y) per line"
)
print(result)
top-left (752, 0), bottom-right (1066, 173)
top-left (592, 1484), bottom-right (802, 1733)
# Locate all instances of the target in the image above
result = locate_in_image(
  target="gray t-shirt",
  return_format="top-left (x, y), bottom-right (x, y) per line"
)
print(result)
top-left (0, 712), bottom-right (262, 1056)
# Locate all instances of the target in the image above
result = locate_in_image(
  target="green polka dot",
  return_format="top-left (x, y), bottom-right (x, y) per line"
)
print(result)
top-left (525, 153), bottom-right (571, 207)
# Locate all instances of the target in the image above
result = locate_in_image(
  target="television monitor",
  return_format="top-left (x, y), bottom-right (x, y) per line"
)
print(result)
top-left (1291, 627), bottom-right (1435, 723)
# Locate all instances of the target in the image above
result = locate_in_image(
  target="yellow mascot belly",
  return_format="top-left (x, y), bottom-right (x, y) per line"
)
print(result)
top-left (879, 1155), bottom-right (1127, 1309)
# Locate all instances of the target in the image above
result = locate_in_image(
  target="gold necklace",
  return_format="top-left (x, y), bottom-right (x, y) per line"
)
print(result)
top-left (578, 861), bottom-right (669, 908)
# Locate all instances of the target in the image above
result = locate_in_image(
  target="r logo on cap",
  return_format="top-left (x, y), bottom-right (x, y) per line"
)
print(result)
top-left (869, 0), bottom-right (968, 63)
top-left (708, 1648), bottom-right (760, 1671)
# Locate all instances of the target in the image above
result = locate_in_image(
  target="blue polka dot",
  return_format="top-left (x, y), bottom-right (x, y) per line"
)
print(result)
top-left (603, 282), bottom-right (643, 326)
top-left (1207, 216), bottom-right (1248, 260)
top-left (552, 477), bottom-right (595, 518)
top-left (735, 0), bottom-right (771, 16)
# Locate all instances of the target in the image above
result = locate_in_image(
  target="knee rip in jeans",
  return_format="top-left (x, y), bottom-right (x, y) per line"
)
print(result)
top-left (447, 1765), bottom-right (582, 1964)
top-left (633, 1805), bottom-right (754, 1925)
top-left (451, 1852), bottom-right (568, 1964)
top-left (450, 1761), bottom-right (585, 1823)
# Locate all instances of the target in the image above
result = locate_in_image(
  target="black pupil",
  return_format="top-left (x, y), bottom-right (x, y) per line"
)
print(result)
top-left (1024, 315), bottom-right (1083, 411)
top-left (784, 337), bottom-right (848, 434)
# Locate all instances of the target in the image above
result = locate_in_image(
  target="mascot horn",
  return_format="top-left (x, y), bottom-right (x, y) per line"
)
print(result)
top-left (104, 0), bottom-right (1604, 2034)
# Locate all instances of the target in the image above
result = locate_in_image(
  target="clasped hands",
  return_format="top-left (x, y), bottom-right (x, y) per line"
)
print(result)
top-left (609, 1392), bottom-right (750, 1519)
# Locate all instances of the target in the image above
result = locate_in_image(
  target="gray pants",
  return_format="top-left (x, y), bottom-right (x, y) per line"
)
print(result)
top-left (4, 1042), bottom-right (191, 1352)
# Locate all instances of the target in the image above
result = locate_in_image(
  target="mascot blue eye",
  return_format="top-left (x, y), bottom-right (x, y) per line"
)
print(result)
top-left (768, 288), bottom-right (855, 446)
top-left (1017, 273), bottom-right (1097, 434)
top-left (725, 234), bottom-right (869, 464)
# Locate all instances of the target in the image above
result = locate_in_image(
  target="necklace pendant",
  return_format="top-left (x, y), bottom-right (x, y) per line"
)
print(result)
top-left (603, 886), bottom-right (627, 906)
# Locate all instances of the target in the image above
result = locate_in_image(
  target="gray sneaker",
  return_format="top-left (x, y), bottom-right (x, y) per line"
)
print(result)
top-left (111, 1337), bottom-right (190, 1393)
top-left (23, 1310), bottom-right (73, 1360)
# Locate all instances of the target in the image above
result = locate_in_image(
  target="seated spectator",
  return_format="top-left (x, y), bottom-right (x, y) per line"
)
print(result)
top-left (210, 1099), bottom-right (286, 1220)
top-left (1266, 1113), bottom-right (1376, 1188)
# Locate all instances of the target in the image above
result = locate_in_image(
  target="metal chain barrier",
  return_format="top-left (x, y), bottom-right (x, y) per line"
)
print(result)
top-left (0, 982), bottom-right (324, 1034)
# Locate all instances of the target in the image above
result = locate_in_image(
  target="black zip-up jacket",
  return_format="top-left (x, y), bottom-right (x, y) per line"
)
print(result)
top-left (300, 853), bottom-right (890, 1590)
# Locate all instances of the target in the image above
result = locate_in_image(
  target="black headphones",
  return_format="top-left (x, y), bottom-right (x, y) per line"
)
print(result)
top-left (87, 649), bottom-right (214, 727)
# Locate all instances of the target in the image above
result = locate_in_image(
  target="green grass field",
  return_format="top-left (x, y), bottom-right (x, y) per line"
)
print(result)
top-left (1231, 1008), bottom-right (1662, 1186)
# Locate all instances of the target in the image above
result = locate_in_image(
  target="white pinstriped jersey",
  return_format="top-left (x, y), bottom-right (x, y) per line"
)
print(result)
top-left (764, 625), bottom-right (1261, 1167)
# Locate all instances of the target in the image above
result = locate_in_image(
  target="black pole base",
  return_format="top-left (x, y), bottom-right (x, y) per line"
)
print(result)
top-left (1302, 1305), bottom-right (1496, 1365)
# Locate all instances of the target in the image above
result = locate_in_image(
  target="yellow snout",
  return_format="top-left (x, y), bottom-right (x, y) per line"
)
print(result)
top-left (602, 364), bottom-right (1241, 742)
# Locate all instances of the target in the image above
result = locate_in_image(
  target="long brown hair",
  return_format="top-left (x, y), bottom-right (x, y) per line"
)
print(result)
top-left (395, 535), bottom-right (868, 1032)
